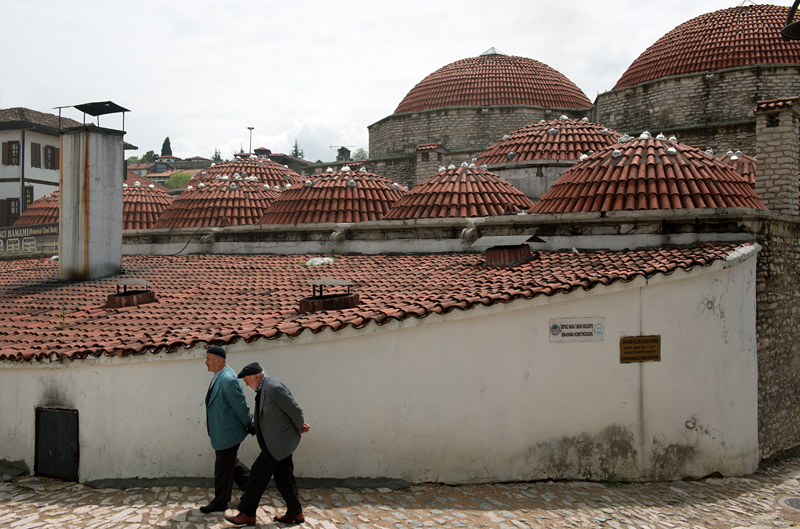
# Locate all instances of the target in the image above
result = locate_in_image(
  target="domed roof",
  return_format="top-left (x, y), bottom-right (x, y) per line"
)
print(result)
top-left (122, 180), bottom-right (174, 230)
top-left (191, 158), bottom-right (304, 189)
top-left (476, 117), bottom-right (622, 165)
top-left (614, 5), bottom-right (800, 89)
top-left (718, 151), bottom-right (757, 188)
top-left (153, 178), bottom-right (280, 229)
top-left (383, 164), bottom-right (534, 220)
top-left (394, 49), bottom-right (591, 114)
top-left (258, 169), bottom-right (406, 224)
top-left (14, 191), bottom-right (59, 226)
top-left (530, 133), bottom-right (766, 214)
top-left (125, 171), bottom-right (168, 192)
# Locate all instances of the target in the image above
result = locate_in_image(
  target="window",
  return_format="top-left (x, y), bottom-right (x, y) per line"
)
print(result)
top-left (44, 146), bottom-right (59, 170)
top-left (9, 198), bottom-right (19, 215)
top-left (1, 141), bottom-right (21, 166)
top-left (31, 143), bottom-right (41, 168)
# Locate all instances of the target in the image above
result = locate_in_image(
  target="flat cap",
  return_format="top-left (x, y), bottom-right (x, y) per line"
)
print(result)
top-left (207, 345), bottom-right (226, 359)
top-left (237, 362), bottom-right (263, 378)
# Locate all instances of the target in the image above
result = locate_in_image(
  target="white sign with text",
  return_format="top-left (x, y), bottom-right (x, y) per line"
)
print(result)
top-left (549, 317), bottom-right (605, 342)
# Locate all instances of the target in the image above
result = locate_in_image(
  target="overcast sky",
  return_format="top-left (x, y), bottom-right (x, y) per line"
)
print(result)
top-left (2, 1), bottom-right (794, 163)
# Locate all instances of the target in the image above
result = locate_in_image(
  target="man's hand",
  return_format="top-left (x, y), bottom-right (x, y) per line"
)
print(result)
top-left (247, 422), bottom-right (256, 436)
top-left (301, 422), bottom-right (310, 434)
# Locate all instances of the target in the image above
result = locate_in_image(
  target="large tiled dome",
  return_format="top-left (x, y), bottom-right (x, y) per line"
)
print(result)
top-left (258, 169), bottom-right (406, 224)
top-left (191, 158), bottom-right (304, 189)
top-left (395, 49), bottom-right (591, 114)
top-left (614, 4), bottom-right (800, 89)
top-left (530, 134), bottom-right (766, 214)
top-left (122, 180), bottom-right (174, 230)
top-left (383, 165), bottom-right (534, 220)
top-left (476, 117), bottom-right (622, 165)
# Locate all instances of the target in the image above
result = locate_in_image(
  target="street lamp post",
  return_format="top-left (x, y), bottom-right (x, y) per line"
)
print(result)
top-left (247, 126), bottom-right (254, 154)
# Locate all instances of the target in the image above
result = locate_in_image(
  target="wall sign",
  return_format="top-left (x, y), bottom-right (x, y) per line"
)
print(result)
top-left (549, 317), bottom-right (605, 342)
top-left (0, 223), bottom-right (59, 258)
top-left (620, 336), bottom-right (661, 363)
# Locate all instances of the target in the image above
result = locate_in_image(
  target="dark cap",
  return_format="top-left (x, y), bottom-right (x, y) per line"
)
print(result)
top-left (237, 362), bottom-right (262, 378)
top-left (207, 345), bottom-right (226, 359)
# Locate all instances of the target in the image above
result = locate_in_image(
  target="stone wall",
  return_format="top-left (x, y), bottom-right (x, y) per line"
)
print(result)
top-left (595, 65), bottom-right (800, 154)
top-left (754, 103), bottom-right (800, 215)
top-left (369, 105), bottom-right (590, 159)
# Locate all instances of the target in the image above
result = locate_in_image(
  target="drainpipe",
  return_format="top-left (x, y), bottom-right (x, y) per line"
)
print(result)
top-left (20, 130), bottom-right (25, 212)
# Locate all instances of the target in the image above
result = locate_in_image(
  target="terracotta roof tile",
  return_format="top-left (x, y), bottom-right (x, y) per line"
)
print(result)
top-left (717, 152), bottom-right (757, 187)
top-left (13, 191), bottom-right (60, 226)
top-left (125, 170), bottom-right (168, 192)
top-left (122, 181), bottom-right (174, 230)
top-left (752, 97), bottom-right (800, 114)
top-left (191, 158), bottom-right (304, 189)
top-left (614, 5), bottom-right (800, 89)
top-left (415, 143), bottom-right (445, 152)
top-left (0, 243), bottom-right (754, 362)
top-left (476, 118), bottom-right (622, 165)
top-left (384, 165), bottom-right (534, 220)
top-left (258, 170), bottom-right (406, 224)
top-left (530, 135), bottom-right (766, 214)
top-left (395, 52), bottom-right (591, 114)
top-left (153, 178), bottom-right (280, 229)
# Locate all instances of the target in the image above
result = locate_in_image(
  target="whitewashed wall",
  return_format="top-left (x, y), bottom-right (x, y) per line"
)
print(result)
top-left (0, 254), bottom-right (758, 484)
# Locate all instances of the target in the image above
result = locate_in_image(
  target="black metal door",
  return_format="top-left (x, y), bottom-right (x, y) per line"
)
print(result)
top-left (35, 407), bottom-right (79, 481)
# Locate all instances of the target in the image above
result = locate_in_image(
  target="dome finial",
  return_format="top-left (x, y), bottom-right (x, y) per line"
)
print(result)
top-left (480, 47), bottom-right (506, 56)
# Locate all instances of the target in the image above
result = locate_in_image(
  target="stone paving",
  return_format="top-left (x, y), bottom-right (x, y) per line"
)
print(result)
top-left (4, 457), bottom-right (800, 529)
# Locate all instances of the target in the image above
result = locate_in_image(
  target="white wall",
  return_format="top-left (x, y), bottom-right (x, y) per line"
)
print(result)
top-left (0, 130), bottom-right (61, 203)
top-left (0, 255), bottom-right (758, 484)
top-left (495, 165), bottom-right (569, 200)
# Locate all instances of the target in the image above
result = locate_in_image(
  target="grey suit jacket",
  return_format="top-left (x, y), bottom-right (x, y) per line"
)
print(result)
top-left (255, 375), bottom-right (305, 461)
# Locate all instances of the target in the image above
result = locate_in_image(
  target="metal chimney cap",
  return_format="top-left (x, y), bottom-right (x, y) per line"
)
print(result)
top-left (308, 278), bottom-right (353, 287)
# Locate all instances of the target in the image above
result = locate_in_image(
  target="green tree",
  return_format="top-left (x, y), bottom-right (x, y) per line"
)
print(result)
top-left (211, 148), bottom-right (222, 162)
top-left (290, 140), bottom-right (304, 159)
top-left (161, 137), bottom-right (172, 156)
top-left (140, 150), bottom-right (158, 163)
top-left (164, 171), bottom-right (193, 189)
top-left (126, 155), bottom-right (139, 164)
top-left (352, 147), bottom-right (368, 160)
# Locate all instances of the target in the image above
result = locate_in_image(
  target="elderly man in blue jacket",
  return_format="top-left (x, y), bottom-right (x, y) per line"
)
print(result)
top-left (202, 346), bottom-right (254, 514)
top-left (225, 362), bottom-right (310, 527)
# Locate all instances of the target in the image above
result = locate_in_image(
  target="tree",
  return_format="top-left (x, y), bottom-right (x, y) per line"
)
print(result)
top-left (352, 148), bottom-right (368, 160)
top-left (140, 150), bottom-right (158, 163)
top-left (161, 137), bottom-right (172, 156)
top-left (164, 171), bottom-right (193, 189)
top-left (290, 140), bottom-right (304, 159)
top-left (126, 155), bottom-right (139, 164)
top-left (211, 148), bottom-right (222, 162)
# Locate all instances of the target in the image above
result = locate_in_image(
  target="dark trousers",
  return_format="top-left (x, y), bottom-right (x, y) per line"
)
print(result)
top-left (212, 443), bottom-right (250, 507)
top-left (237, 450), bottom-right (301, 518)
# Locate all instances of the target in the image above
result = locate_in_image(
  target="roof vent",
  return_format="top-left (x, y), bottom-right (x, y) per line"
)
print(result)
top-left (107, 279), bottom-right (156, 309)
top-left (668, 136), bottom-right (678, 142)
top-left (656, 133), bottom-right (667, 140)
top-left (480, 164), bottom-right (488, 170)
top-left (461, 161), bottom-right (469, 167)
top-left (299, 278), bottom-right (360, 314)
top-left (612, 149), bottom-right (622, 158)
top-left (502, 134), bottom-right (510, 141)
top-left (507, 152), bottom-right (516, 160)
top-left (735, 149), bottom-right (743, 156)
top-left (548, 128), bottom-right (559, 135)
top-left (581, 117), bottom-right (589, 122)
top-left (472, 235), bottom-right (544, 267)
top-left (134, 181), bottom-right (142, 187)
top-left (342, 165), bottom-right (351, 171)
top-left (601, 129), bottom-right (610, 136)
top-left (705, 149), bottom-right (714, 156)
top-left (448, 163), bottom-right (456, 170)
top-left (559, 115), bottom-right (568, 120)
top-left (359, 166), bottom-right (367, 172)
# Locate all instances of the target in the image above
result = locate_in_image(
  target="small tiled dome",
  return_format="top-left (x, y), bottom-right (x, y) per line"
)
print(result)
top-left (476, 118), bottom-right (622, 165)
top-left (258, 170), bottom-right (405, 224)
top-left (191, 158), bottom-right (304, 189)
top-left (718, 151), bottom-right (757, 188)
top-left (13, 191), bottom-right (60, 226)
top-left (395, 49), bottom-right (591, 114)
top-left (153, 178), bottom-right (280, 229)
top-left (530, 135), bottom-right (767, 214)
top-left (383, 165), bottom-right (534, 220)
top-left (122, 181), bottom-right (174, 230)
top-left (614, 5), bottom-right (800, 89)
top-left (125, 171), bottom-right (168, 192)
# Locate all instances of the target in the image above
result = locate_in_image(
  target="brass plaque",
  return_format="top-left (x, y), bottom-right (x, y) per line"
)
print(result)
top-left (620, 336), bottom-right (661, 363)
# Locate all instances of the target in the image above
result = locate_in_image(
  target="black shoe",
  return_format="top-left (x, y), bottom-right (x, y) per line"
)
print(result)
top-left (200, 502), bottom-right (228, 513)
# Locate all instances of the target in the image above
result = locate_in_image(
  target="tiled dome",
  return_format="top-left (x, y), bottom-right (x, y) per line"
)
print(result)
top-left (125, 171), bottom-right (168, 192)
top-left (258, 169), bottom-right (406, 224)
top-left (614, 5), bottom-right (800, 89)
top-left (530, 134), bottom-right (767, 214)
top-left (383, 165), bottom-right (534, 220)
top-left (191, 158), bottom-right (304, 189)
top-left (13, 191), bottom-right (60, 226)
top-left (394, 49), bottom-right (591, 114)
top-left (718, 151), bottom-right (757, 188)
top-left (476, 118), bottom-right (622, 165)
top-left (122, 180), bottom-right (174, 230)
top-left (153, 178), bottom-right (280, 229)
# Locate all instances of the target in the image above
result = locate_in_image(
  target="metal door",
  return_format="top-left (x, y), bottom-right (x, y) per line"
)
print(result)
top-left (35, 407), bottom-right (79, 481)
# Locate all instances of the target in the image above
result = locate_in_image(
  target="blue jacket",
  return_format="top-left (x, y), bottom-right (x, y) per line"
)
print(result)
top-left (206, 365), bottom-right (252, 450)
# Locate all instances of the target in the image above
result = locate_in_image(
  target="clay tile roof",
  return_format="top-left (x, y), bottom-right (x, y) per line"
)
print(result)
top-left (753, 97), bottom-right (800, 114)
top-left (153, 178), bottom-right (280, 229)
top-left (383, 165), bottom-right (535, 220)
top-left (476, 118), bottom-right (622, 165)
top-left (0, 243), bottom-right (755, 362)
top-left (125, 171), bottom-right (168, 192)
top-left (122, 181), bottom-right (174, 230)
top-left (614, 5), bottom-right (800, 89)
top-left (395, 51), bottom-right (591, 114)
top-left (13, 191), bottom-right (60, 226)
top-left (718, 152), bottom-right (757, 187)
top-left (415, 143), bottom-right (445, 153)
top-left (258, 170), bottom-right (406, 224)
top-left (530, 136), bottom-right (767, 214)
top-left (191, 158), bottom-right (304, 189)
top-left (0, 107), bottom-right (82, 130)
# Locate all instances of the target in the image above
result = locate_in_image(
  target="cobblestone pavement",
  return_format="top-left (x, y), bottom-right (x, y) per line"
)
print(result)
top-left (4, 457), bottom-right (800, 529)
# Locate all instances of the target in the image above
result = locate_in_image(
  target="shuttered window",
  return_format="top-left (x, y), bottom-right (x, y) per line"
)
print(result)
top-left (31, 143), bottom-right (41, 168)
top-left (2, 141), bottom-right (21, 166)
top-left (44, 146), bottom-right (60, 170)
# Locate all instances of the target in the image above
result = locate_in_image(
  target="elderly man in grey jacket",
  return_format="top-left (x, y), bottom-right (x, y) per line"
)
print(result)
top-left (225, 362), bottom-right (310, 527)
